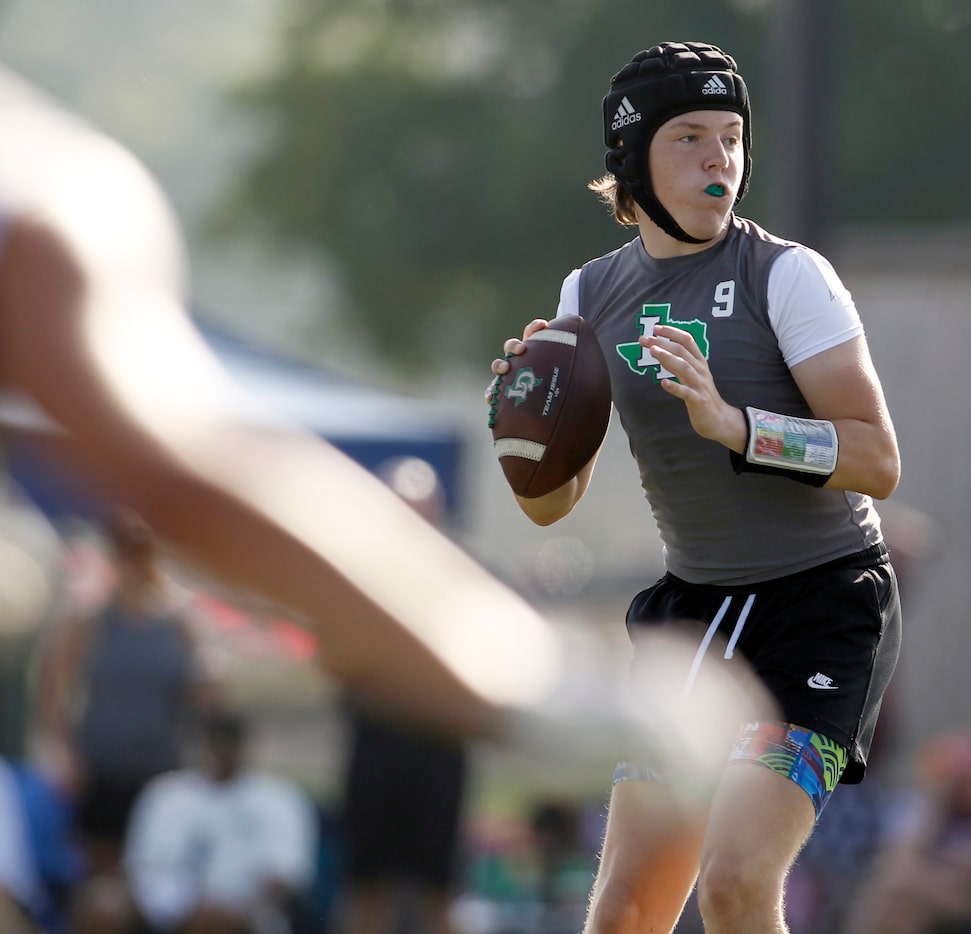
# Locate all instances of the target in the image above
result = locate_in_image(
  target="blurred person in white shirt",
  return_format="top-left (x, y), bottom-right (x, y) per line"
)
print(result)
top-left (73, 708), bottom-right (317, 934)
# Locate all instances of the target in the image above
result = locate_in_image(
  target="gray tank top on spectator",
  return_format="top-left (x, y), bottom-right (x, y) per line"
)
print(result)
top-left (76, 602), bottom-right (193, 782)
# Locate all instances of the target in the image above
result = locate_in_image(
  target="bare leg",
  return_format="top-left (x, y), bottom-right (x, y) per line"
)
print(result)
top-left (583, 780), bottom-right (706, 934)
top-left (696, 762), bottom-right (815, 934)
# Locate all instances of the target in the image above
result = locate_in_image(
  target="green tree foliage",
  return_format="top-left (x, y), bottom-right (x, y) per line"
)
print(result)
top-left (830, 0), bottom-right (971, 223)
top-left (213, 0), bottom-right (970, 369)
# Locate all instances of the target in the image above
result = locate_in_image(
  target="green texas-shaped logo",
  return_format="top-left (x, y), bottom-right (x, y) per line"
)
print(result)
top-left (616, 303), bottom-right (709, 382)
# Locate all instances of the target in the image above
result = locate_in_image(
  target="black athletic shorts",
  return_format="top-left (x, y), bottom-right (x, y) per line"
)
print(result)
top-left (626, 544), bottom-right (901, 784)
top-left (341, 712), bottom-right (468, 889)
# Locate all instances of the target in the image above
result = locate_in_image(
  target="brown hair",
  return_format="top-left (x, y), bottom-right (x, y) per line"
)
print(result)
top-left (587, 173), bottom-right (639, 227)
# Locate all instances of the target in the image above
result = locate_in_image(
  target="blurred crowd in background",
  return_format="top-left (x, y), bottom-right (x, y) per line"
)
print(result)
top-left (0, 459), bottom-right (967, 934)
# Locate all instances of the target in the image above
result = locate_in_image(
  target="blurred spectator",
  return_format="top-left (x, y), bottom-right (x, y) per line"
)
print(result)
top-left (783, 780), bottom-right (892, 933)
top-left (337, 457), bottom-right (469, 934)
top-left (843, 729), bottom-right (971, 934)
top-left (0, 477), bottom-right (62, 762)
top-left (11, 759), bottom-right (86, 933)
top-left (454, 797), bottom-right (600, 934)
top-left (0, 755), bottom-right (44, 933)
top-left (773, 499), bottom-right (943, 933)
top-left (338, 711), bottom-right (468, 934)
top-left (528, 798), bottom-right (597, 930)
top-left (74, 707), bottom-right (318, 934)
top-left (33, 508), bottom-right (219, 878)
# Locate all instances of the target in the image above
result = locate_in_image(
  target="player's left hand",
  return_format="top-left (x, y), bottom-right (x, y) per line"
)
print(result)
top-left (484, 319), bottom-right (550, 403)
top-left (641, 324), bottom-right (746, 452)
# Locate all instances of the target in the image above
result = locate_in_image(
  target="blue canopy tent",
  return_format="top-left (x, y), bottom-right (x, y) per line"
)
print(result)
top-left (3, 320), bottom-right (467, 521)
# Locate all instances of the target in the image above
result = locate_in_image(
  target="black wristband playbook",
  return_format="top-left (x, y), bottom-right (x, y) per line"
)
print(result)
top-left (729, 406), bottom-right (837, 488)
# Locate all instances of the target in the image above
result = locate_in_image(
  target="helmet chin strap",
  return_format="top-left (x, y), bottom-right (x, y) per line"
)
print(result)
top-left (605, 149), bottom-right (713, 245)
top-left (631, 182), bottom-right (713, 245)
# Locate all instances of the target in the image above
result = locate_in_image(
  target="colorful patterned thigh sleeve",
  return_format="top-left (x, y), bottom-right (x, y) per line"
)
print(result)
top-left (729, 721), bottom-right (849, 817)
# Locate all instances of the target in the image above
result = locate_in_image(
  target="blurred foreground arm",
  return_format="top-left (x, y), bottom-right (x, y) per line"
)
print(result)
top-left (0, 87), bottom-right (561, 740)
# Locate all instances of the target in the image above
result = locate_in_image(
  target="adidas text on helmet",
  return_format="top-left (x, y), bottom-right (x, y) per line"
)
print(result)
top-left (701, 75), bottom-right (729, 96)
top-left (611, 112), bottom-right (641, 130)
top-left (611, 96), bottom-right (641, 132)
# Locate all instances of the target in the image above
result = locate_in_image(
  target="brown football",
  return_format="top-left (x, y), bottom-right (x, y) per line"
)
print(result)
top-left (489, 316), bottom-right (612, 498)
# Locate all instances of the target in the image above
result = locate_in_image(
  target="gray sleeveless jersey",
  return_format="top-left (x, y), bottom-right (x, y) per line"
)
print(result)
top-left (568, 216), bottom-right (881, 585)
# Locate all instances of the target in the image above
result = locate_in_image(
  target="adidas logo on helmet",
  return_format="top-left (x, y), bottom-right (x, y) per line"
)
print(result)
top-left (611, 96), bottom-right (641, 131)
top-left (701, 74), bottom-right (729, 95)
